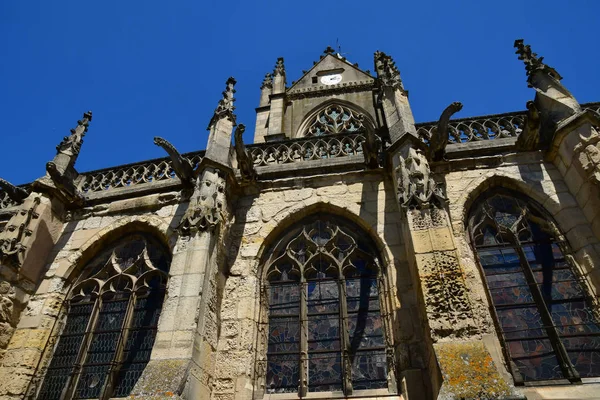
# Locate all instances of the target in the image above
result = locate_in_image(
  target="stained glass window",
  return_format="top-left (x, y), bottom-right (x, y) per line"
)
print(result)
top-left (469, 191), bottom-right (600, 384)
top-left (37, 233), bottom-right (170, 400)
top-left (264, 216), bottom-right (389, 395)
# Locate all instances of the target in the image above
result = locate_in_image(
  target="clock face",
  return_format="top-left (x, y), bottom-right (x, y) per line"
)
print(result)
top-left (320, 74), bottom-right (343, 85)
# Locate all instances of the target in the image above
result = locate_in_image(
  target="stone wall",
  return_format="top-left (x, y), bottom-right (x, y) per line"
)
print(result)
top-left (210, 170), bottom-right (427, 400)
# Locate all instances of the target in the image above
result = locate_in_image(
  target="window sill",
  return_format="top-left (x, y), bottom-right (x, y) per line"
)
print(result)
top-left (261, 388), bottom-right (400, 400)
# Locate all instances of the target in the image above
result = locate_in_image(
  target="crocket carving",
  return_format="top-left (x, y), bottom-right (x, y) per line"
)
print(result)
top-left (428, 102), bottom-right (463, 162)
top-left (0, 178), bottom-right (29, 203)
top-left (153, 137), bottom-right (194, 185)
top-left (233, 124), bottom-right (257, 182)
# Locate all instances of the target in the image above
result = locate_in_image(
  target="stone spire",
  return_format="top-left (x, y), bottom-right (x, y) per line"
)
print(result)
top-left (48, 111), bottom-right (92, 175)
top-left (514, 39), bottom-right (562, 85)
top-left (272, 57), bottom-right (286, 94)
top-left (41, 111), bottom-right (92, 204)
top-left (206, 77), bottom-right (237, 166)
top-left (374, 51), bottom-right (404, 91)
top-left (208, 77), bottom-right (237, 129)
top-left (514, 39), bottom-right (580, 148)
top-left (373, 51), bottom-right (415, 144)
top-left (259, 73), bottom-right (273, 107)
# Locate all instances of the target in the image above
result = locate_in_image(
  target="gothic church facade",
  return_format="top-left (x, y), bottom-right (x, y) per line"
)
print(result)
top-left (0, 42), bottom-right (600, 400)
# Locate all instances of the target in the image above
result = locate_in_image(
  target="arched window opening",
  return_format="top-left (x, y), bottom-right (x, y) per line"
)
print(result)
top-left (37, 233), bottom-right (170, 400)
top-left (263, 216), bottom-right (388, 396)
top-left (468, 190), bottom-right (600, 384)
top-left (304, 104), bottom-right (366, 137)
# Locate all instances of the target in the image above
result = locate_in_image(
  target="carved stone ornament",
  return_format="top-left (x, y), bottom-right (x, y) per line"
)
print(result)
top-left (0, 281), bottom-right (15, 325)
top-left (0, 178), bottom-right (29, 204)
top-left (178, 167), bottom-right (227, 234)
top-left (0, 196), bottom-right (41, 268)
top-left (260, 73), bottom-right (273, 90)
top-left (208, 77), bottom-right (237, 128)
top-left (574, 127), bottom-right (600, 186)
top-left (427, 102), bottom-right (463, 162)
top-left (396, 147), bottom-right (446, 209)
top-left (234, 124), bottom-right (257, 182)
top-left (514, 39), bottom-right (580, 139)
top-left (374, 51), bottom-right (404, 90)
top-left (273, 57), bottom-right (285, 77)
top-left (153, 137), bottom-right (194, 185)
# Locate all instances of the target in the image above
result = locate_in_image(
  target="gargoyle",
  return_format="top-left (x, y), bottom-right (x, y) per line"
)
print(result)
top-left (363, 129), bottom-right (380, 169)
top-left (46, 161), bottom-right (83, 203)
top-left (153, 137), bottom-right (194, 185)
top-left (233, 124), bottom-right (257, 182)
top-left (428, 102), bottom-right (463, 162)
top-left (516, 100), bottom-right (541, 151)
top-left (0, 178), bottom-right (29, 203)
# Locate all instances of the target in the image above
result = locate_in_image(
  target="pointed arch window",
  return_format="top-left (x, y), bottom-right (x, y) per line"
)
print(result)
top-left (468, 191), bottom-right (600, 384)
top-left (262, 216), bottom-right (390, 396)
top-left (37, 233), bottom-right (170, 400)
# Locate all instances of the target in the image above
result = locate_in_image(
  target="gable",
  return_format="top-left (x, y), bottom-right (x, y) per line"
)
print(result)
top-left (288, 53), bottom-right (374, 92)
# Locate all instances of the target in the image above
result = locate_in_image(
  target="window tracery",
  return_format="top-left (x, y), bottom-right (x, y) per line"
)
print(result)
top-left (468, 191), bottom-right (600, 384)
top-left (262, 216), bottom-right (389, 396)
top-left (305, 105), bottom-right (366, 137)
top-left (37, 234), bottom-right (170, 400)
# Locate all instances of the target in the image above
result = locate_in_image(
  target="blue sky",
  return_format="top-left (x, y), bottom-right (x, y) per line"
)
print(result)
top-left (1, 1), bottom-right (599, 184)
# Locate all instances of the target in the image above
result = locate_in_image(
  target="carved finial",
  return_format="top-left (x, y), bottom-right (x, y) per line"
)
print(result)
top-left (514, 39), bottom-right (562, 84)
top-left (273, 57), bottom-right (285, 77)
top-left (324, 46), bottom-right (335, 55)
top-left (374, 51), bottom-right (404, 90)
top-left (208, 77), bottom-right (237, 128)
top-left (0, 178), bottom-right (29, 203)
top-left (261, 73), bottom-right (273, 90)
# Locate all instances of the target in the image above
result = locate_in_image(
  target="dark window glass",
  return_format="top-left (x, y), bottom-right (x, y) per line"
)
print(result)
top-left (469, 192), bottom-right (600, 383)
top-left (264, 216), bottom-right (388, 395)
top-left (37, 234), bottom-right (170, 399)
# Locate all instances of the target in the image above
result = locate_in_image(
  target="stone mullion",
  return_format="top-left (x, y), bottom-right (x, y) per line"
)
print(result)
top-left (338, 274), bottom-right (353, 396)
top-left (377, 270), bottom-right (398, 393)
top-left (299, 276), bottom-right (308, 397)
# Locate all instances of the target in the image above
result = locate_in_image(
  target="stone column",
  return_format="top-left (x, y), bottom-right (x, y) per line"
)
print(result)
top-left (389, 137), bottom-right (513, 399)
top-left (133, 78), bottom-right (237, 399)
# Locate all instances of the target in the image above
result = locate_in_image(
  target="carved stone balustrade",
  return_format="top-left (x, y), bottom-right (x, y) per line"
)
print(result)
top-left (248, 132), bottom-right (370, 167)
top-left (416, 102), bottom-right (600, 145)
top-left (77, 151), bottom-right (204, 193)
